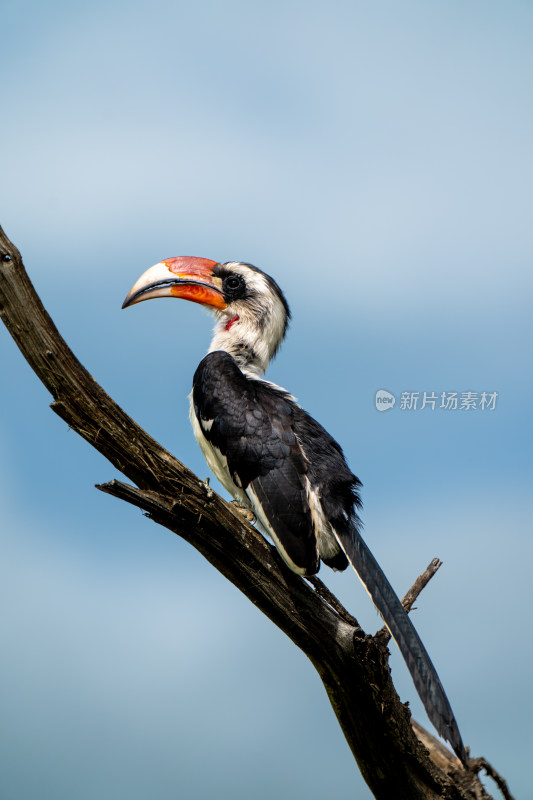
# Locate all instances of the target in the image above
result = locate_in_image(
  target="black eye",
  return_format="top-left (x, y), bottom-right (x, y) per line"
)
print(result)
top-left (225, 276), bottom-right (241, 289)
top-left (222, 274), bottom-right (245, 297)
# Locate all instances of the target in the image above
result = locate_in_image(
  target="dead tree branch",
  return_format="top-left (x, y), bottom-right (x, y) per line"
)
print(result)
top-left (0, 225), bottom-right (512, 800)
top-left (376, 557), bottom-right (443, 643)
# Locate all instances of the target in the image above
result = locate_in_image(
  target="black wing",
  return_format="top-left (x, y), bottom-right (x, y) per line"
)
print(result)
top-left (293, 409), bottom-right (363, 570)
top-left (193, 351), bottom-right (319, 574)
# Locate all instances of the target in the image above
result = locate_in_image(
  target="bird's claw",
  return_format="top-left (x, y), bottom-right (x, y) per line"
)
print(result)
top-left (231, 500), bottom-right (256, 524)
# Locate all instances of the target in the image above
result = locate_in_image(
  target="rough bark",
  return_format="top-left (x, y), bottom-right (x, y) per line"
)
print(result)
top-left (0, 226), bottom-right (513, 800)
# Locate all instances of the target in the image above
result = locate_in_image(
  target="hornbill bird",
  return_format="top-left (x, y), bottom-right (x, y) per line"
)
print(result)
top-left (122, 256), bottom-right (467, 765)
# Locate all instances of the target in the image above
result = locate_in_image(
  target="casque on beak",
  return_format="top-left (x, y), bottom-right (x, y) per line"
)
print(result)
top-left (122, 257), bottom-right (227, 310)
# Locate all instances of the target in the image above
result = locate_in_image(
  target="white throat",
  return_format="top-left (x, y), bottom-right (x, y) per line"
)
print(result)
top-left (207, 313), bottom-right (276, 377)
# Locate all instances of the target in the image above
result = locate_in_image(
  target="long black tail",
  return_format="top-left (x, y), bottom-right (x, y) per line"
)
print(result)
top-left (335, 523), bottom-right (467, 765)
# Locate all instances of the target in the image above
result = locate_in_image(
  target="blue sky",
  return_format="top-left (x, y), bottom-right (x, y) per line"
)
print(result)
top-left (1, 1), bottom-right (532, 798)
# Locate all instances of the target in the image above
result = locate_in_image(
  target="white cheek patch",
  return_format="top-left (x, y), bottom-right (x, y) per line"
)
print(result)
top-left (208, 263), bottom-right (289, 375)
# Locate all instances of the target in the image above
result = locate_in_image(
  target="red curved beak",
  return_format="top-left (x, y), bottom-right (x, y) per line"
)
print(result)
top-left (122, 257), bottom-right (227, 310)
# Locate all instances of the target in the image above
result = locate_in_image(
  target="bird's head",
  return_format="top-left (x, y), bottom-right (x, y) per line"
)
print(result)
top-left (122, 257), bottom-right (290, 375)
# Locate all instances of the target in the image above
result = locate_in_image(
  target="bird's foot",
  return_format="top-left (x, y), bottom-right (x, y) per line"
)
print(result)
top-left (231, 500), bottom-right (256, 524)
top-left (203, 477), bottom-right (214, 498)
